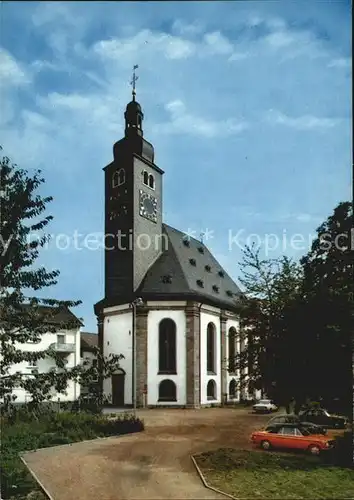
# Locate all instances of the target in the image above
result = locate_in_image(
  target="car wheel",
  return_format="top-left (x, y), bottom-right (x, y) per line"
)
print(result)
top-left (261, 440), bottom-right (271, 450)
top-left (308, 445), bottom-right (321, 456)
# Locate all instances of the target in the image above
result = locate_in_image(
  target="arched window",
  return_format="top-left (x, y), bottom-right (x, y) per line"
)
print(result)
top-left (229, 379), bottom-right (237, 399)
top-left (117, 168), bottom-right (125, 186)
top-left (207, 379), bottom-right (216, 400)
top-left (228, 327), bottom-right (237, 373)
top-left (158, 379), bottom-right (177, 402)
top-left (112, 169), bottom-right (125, 188)
top-left (143, 171), bottom-right (149, 185)
top-left (148, 174), bottom-right (155, 189)
top-left (158, 318), bottom-right (177, 374)
top-left (112, 170), bottom-right (119, 188)
top-left (206, 322), bottom-right (216, 373)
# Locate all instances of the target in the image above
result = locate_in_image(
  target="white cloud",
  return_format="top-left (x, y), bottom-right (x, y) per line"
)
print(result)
top-left (265, 110), bottom-right (338, 130)
top-left (203, 31), bottom-right (233, 55)
top-left (93, 28), bottom-right (249, 64)
top-left (172, 19), bottom-right (204, 36)
top-left (21, 110), bottom-right (54, 129)
top-left (153, 99), bottom-right (249, 138)
top-left (0, 49), bottom-right (31, 87)
top-left (40, 92), bottom-right (92, 111)
top-left (265, 31), bottom-right (295, 48)
top-left (328, 58), bottom-right (351, 69)
top-left (94, 29), bottom-right (196, 61)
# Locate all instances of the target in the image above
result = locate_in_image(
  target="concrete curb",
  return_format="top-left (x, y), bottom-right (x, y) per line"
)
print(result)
top-left (191, 455), bottom-right (238, 500)
top-left (19, 455), bottom-right (54, 500)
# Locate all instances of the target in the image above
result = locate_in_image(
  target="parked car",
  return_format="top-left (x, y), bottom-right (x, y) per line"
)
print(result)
top-left (253, 399), bottom-right (278, 413)
top-left (299, 408), bottom-right (348, 429)
top-left (251, 423), bottom-right (335, 455)
top-left (267, 414), bottom-right (327, 435)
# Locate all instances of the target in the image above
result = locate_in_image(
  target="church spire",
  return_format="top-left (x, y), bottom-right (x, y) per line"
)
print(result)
top-left (124, 64), bottom-right (144, 137)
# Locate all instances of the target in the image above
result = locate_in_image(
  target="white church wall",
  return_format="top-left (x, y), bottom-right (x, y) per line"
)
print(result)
top-left (147, 309), bottom-right (186, 406)
top-left (104, 303), bottom-right (130, 314)
top-left (226, 318), bottom-right (240, 403)
top-left (102, 311), bottom-right (133, 405)
top-left (200, 309), bottom-right (222, 405)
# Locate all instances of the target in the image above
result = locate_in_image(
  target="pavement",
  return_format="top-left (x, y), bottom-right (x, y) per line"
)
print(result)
top-left (21, 407), bottom-right (270, 500)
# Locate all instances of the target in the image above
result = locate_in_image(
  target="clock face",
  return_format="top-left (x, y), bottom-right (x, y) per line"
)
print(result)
top-left (139, 190), bottom-right (157, 223)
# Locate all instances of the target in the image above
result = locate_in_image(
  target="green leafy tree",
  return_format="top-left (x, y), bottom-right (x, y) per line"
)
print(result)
top-left (234, 245), bottom-right (304, 410)
top-left (235, 202), bottom-right (352, 416)
top-left (0, 148), bottom-right (121, 412)
top-left (300, 201), bottom-right (353, 414)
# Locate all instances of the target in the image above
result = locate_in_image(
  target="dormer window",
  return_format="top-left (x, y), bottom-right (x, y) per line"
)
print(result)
top-left (212, 285), bottom-right (219, 293)
top-left (161, 275), bottom-right (172, 284)
top-left (183, 238), bottom-right (190, 247)
top-left (205, 265), bottom-right (211, 272)
top-left (148, 174), bottom-right (155, 189)
top-left (112, 168), bottom-right (125, 188)
top-left (189, 258), bottom-right (196, 266)
top-left (218, 271), bottom-right (225, 278)
top-left (198, 246), bottom-right (204, 254)
top-left (197, 279), bottom-right (204, 288)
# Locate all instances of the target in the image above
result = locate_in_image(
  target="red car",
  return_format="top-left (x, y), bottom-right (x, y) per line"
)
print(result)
top-left (250, 424), bottom-right (335, 455)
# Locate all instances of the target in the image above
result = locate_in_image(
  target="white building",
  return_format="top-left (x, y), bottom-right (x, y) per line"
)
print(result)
top-left (94, 88), bottom-right (259, 408)
top-left (80, 331), bottom-right (98, 396)
top-left (6, 306), bottom-right (82, 404)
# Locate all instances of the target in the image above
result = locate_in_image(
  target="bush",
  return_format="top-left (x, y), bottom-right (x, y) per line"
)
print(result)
top-left (324, 431), bottom-right (353, 468)
top-left (1, 411), bottom-right (144, 499)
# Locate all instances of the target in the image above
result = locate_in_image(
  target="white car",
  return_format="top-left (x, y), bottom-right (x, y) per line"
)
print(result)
top-left (253, 399), bottom-right (278, 413)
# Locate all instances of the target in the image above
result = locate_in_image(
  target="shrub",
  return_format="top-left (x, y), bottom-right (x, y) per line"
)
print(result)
top-left (324, 431), bottom-right (353, 468)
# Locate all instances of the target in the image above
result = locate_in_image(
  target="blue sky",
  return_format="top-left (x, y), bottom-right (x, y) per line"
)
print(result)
top-left (1, 1), bottom-right (351, 331)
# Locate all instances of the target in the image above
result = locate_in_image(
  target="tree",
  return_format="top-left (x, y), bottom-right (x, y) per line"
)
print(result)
top-left (299, 201), bottom-right (353, 414)
top-left (235, 245), bottom-right (303, 410)
top-left (0, 148), bottom-right (121, 411)
top-left (235, 201), bottom-right (353, 416)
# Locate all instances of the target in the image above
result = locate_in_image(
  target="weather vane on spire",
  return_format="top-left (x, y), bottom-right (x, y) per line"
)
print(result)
top-left (130, 64), bottom-right (139, 100)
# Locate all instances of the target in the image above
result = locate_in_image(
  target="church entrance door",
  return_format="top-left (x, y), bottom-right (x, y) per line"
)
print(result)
top-left (111, 373), bottom-right (125, 407)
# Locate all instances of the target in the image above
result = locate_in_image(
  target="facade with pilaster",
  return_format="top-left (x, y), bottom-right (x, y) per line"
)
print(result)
top-left (94, 85), bottom-right (257, 408)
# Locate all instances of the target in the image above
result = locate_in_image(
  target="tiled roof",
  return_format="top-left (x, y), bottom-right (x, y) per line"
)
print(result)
top-left (137, 224), bottom-right (242, 310)
top-left (1, 304), bottom-right (83, 327)
top-left (81, 332), bottom-right (98, 350)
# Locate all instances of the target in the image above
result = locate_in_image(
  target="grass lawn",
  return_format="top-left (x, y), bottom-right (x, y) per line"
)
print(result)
top-left (194, 448), bottom-right (354, 499)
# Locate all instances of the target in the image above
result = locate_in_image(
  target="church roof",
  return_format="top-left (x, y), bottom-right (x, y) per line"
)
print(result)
top-left (137, 223), bottom-right (242, 311)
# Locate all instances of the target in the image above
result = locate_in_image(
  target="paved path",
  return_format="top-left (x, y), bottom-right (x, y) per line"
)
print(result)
top-left (22, 408), bottom-right (269, 500)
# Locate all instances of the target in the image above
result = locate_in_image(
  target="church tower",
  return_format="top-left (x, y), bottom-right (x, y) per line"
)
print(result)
top-left (104, 67), bottom-right (164, 300)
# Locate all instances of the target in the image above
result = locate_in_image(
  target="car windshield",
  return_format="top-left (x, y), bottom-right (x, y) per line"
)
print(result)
top-left (259, 400), bottom-right (270, 404)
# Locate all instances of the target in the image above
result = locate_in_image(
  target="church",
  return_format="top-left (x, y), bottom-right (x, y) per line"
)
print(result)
top-left (94, 74), bottom-right (253, 408)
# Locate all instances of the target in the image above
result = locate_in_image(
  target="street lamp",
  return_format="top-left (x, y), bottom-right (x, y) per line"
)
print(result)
top-left (130, 297), bottom-right (144, 415)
